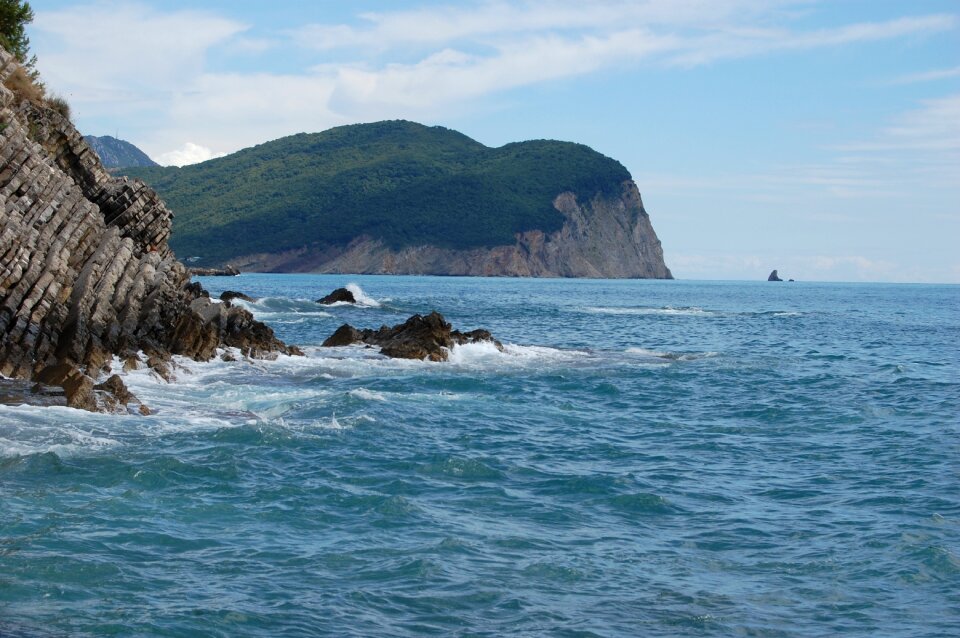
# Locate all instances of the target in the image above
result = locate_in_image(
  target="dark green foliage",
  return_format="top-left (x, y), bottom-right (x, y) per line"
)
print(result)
top-left (123, 120), bottom-right (631, 265)
top-left (0, 0), bottom-right (36, 70)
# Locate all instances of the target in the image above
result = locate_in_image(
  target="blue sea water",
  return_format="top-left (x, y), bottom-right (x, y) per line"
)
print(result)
top-left (1, 275), bottom-right (958, 637)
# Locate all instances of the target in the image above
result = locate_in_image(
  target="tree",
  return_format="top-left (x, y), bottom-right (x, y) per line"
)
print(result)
top-left (0, 0), bottom-right (36, 68)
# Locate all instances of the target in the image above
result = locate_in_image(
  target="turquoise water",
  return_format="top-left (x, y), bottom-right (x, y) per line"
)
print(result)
top-left (1, 276), bottom-right (958, 637)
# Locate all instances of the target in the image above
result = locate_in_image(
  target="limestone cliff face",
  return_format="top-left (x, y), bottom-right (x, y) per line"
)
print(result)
top-left (0, 48), bottom-right (296, 408)
top-left (233, 180), bottom-right (672, 278)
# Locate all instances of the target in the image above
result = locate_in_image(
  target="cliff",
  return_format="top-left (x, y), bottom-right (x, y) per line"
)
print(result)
top-left (0, 48), bottom-right (298, 411)
top-left (122, 121), bottom-right (673, 279)
top-left (233, 180), bottom-right (672, 278)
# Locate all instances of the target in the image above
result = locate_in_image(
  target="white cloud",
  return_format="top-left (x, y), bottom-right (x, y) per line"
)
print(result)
top-left (889, 65), bottom-right (960, 85)
top-left (33, 2), bottom-right (247, 109)
top-left (155, 142), bottom-right (227, 167)
top-left (30, 1), bottom-right (958, 159)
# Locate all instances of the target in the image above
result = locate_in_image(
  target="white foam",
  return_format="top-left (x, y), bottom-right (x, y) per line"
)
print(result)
top-left (585, 306), bottom-right (711, 316)
top-left (447, 341), bottom-right (590, 368)
top-left (349, 388), bottom-right (389, 402)
top-left (625, 347), bottom-right (719, 361)
top-left (346, 283), bottom-right (381, 307)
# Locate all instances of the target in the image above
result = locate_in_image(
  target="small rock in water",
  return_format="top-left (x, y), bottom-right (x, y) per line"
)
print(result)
top-left (220, 290), bottom-right (256, 303)
top-left (322, 311), bottom-right (502, 361)
top-left (317, 288), bottom-right (356, 305)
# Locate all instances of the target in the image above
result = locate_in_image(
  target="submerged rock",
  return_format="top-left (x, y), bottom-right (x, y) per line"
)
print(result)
top-left (768, 269), bottom-right (784, 282)
top-left (322, 311), bottom-right (502, 361)
top-left (316, 287), bottom-right (356, 305)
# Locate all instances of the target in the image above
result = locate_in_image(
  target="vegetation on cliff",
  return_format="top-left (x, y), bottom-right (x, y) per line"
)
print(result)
top-left (122, 121), bottom-right (631, 265)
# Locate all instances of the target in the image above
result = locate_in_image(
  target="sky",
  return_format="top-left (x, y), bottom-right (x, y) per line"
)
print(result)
top-left (24, 0), bottom-right (960, 283)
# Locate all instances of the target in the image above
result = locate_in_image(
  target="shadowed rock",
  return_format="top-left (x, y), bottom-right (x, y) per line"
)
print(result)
top-left (220, 290), bottom-right (256, 303)
top-left (189, 265), bottom-right (239, 276)
top-left (322, 311), bottom-right (502, 361)
top-left (317, 287), bottom-right (356, 304)
top-left (768, 269), bottom-right (783, 282)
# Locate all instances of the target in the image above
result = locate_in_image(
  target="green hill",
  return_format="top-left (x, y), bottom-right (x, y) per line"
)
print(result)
top-left (122, 120), bottom-right (631, 265)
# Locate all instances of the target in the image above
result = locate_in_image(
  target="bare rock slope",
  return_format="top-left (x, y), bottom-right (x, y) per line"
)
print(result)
top-left (0, 48), bottom-right (298, 411)
top-left (235, 180), bottom-right (672, 278)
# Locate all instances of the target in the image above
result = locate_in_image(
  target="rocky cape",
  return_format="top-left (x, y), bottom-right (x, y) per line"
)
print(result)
top-left (123, 121), bottom-right (673, 279)
top-left (0, 48), bottom-right (299, 412)
top-left (234, 181), bottom-right (672, 278)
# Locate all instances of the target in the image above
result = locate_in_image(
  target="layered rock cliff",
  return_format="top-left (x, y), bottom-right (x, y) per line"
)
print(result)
top-left (0, 48), bottom-right (298, 410)
top-left (232, 180), bottom-right (672, 278)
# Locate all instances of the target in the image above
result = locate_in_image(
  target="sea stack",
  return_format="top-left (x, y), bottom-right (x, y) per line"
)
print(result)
top-left (768, 270), bottom-right (784, 281)
top-left (0, 46), bottom-right (300, 412)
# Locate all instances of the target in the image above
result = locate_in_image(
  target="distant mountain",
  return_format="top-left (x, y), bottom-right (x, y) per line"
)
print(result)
top-left (122, 120), bottom-right (671, 278)
top-left (83, 135), bottom-right (158, 168)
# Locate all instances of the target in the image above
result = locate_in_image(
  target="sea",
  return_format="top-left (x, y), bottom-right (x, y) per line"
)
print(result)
top-left (1, 275), bottom-right (958, 637)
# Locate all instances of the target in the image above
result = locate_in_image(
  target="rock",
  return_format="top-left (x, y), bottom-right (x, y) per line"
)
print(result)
top-left (316, 287), bottom-right (356, 304)
top-left (35, 363), bottom-right (97, 411)
top-left (93, 374), bottom-right (136, 405)
top-left (322, 324), bottom-right (363, 347)
top-left (322, 311), bottom-right (502, 361)
top-left (1, 378), bottom-right (66, 407)
top-left (189, 266), bottom-right (240, 276)
top-left (220, 290), bottom-right (255, 303)
top-left (0, 45), bottom-right (301, 412)
top-left (232, 180), bottom-right (672, 278)
top-left (768, 269), bottom-right (784, 282)
top-left (122, 355), bottom-right (143, 372)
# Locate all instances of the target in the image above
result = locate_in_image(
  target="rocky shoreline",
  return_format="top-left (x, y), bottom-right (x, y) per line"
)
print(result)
top-left (0, 47), bottom-right (299, 413)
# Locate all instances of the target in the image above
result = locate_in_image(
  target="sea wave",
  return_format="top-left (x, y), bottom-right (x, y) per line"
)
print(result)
top-left (584, 306), bottom-right (712, 316)
top-left (625, 347), bottom-right (719, 361)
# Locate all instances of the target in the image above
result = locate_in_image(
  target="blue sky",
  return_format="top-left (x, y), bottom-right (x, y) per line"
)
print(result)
top-left (26, 0), bottom-right (960, 282)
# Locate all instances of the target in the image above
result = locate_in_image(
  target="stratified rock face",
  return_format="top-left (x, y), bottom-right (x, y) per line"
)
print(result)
top-left (232, 180), bottom-right (673, 279)
top-left (0, 48), bottom-right (298, 407)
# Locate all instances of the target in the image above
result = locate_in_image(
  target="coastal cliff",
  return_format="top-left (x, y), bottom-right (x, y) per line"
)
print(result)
top-left (0, 48), bottom-right (297, 410)
top-left (233, 180), bottom-right (672, 278)
top-left (123, 121), bottom-right (673, 279)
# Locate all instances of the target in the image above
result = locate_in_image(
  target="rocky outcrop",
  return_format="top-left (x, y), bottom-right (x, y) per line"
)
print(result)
top-left (0, 47), bottom-right (299, 412)
top-left (322, 312), bottom-right (501, 361)
top-left (220, 290), bottom-right (255, 303)
top-left (232, 180), bottom-right (672, 278)
top-left (768, 270), bottom-right (783, 282)
top-left (316, 287), bottom-right (355, 304)
top-left (189, 265), bottom-right (239, 276)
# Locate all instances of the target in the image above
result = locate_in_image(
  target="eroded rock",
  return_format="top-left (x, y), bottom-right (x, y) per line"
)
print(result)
top-left (316, 287), bottom-right (356, 305)
top-left (220, 290), bottom-right (256, 303)
top-left (322, 311), bottom-right (501, 361)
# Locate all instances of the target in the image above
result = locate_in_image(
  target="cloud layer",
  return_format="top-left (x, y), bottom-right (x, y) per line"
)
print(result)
top-left (30, 1), bottom-right (957, 161)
